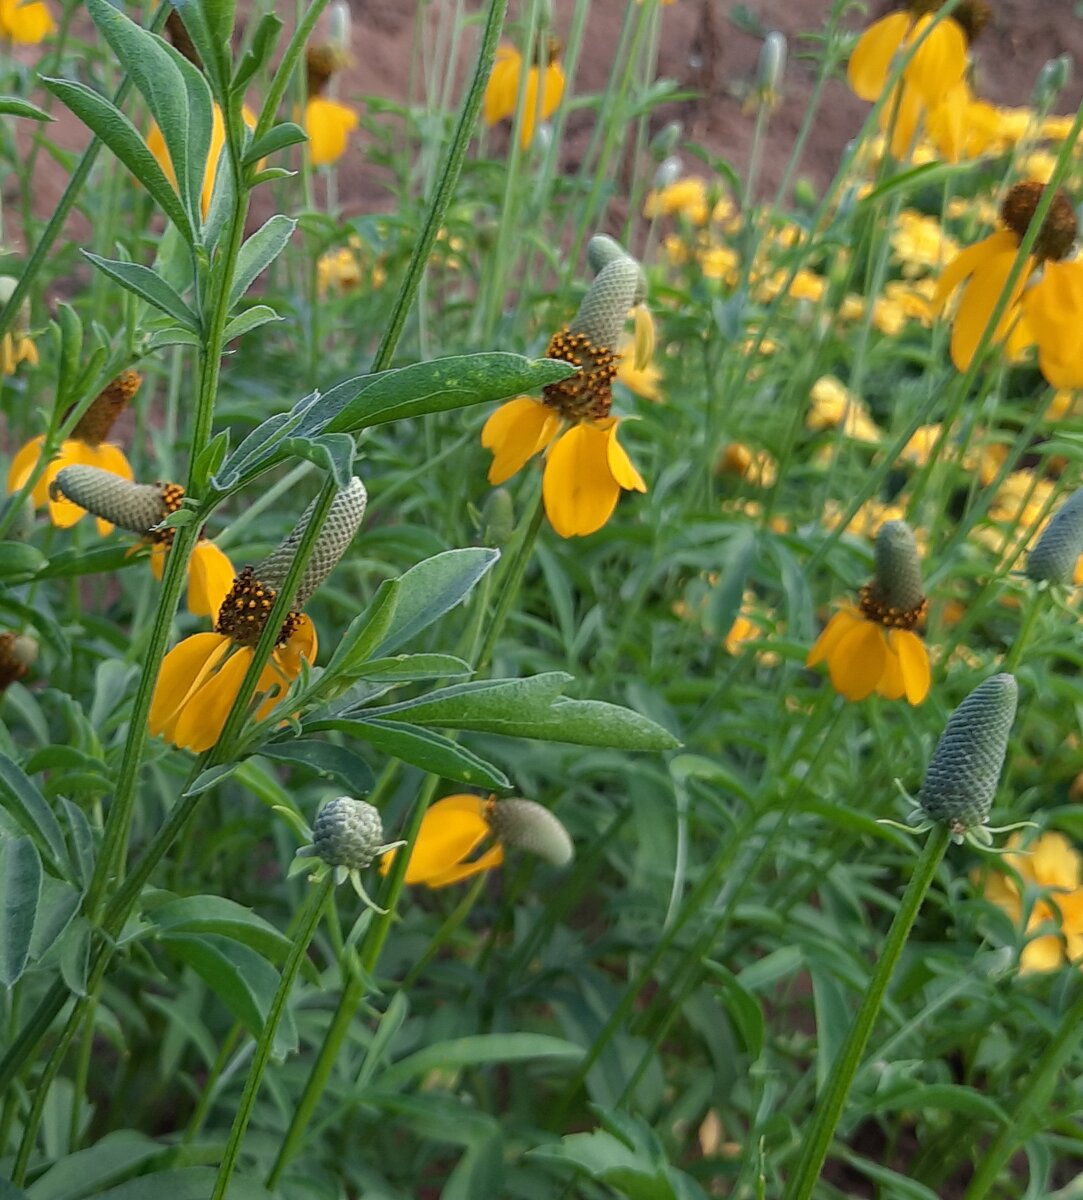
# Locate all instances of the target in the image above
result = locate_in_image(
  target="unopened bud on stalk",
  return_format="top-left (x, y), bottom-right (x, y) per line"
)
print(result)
top-left (651, 123), bottom-right (682, 162)
top-left (51, 466), bottom-right (183, 535)
top-left (757, 31), bottom-right (786, 97)
top-left (920, 673), bottom-right (1018, 841)
top-left (328, 0), bottom-right (351, 51)
top-left (311, 796), bottom-right (386, 870)
top-left (1033, 55), bottom-right (1072, 108)
top-left (256, 476), bottom-right (367, 607)
top-left (488, 798), bottom-right (574, 866)
top-left (1025, 487), bottom-right (1083, 585)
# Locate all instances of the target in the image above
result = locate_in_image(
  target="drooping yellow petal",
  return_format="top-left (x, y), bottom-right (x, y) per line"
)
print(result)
top-left (1019, 926), bottom-right (1065, 974)
top-left (174, 646), bottom-right (254, 752)
top-left (149, 633), bottom-right (232, 741)
top-left (188, 540), bottom-right (235, 620)
top-left (806, 607), bottom-right (859, 668)
top-left (847, 12), bottom-right (912, 102)
top-left (518, 60), bottom-right (565, 148)
top-left (0, 0), bottom-right (55, 44)
top-left (483, 45), bottom-right (521, 126)
top-left (828, 618), bottom-right (887, 702)
top-left (7, 435), bottom-right (47, 504)
top-left (935, 231), bottom-right (1014, 310)
top-left (891, 627), bottom-right (930, 704)
top-left (149, 542), bottom-right (166, 582)
top-left (604, 420), bottom-right (647, 492)
top-left (305, 96), bottom-right (359, 167)
top-left (253, 615), bottom-right (318, 721)
top-left (1025, 261), bottom-right (1083, 388)
top-left (884, 81), bottom-right (925, 160)
top-left (543, 424), bottom-right (623, 538)
top-left (424, 845), bottom-right (505, 888)
top-left (632, 305), bottom-right (655, 371)
top-left (877, 642), bottom-right (907, 701)
top-left (945, 234), bottom-right (1033, 371)
top-left (382, 794), bottom-right (493, 885)
top-left (903, 16), bottom-right (966, 108)
top-left (481, 397), bottom-right (560, 485)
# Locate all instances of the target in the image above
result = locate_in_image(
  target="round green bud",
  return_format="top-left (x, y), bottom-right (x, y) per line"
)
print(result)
top-left (312, 796), bottom-right (385, 870)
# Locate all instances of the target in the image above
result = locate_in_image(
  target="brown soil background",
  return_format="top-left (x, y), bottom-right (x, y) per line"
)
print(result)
top-left (6, 0), bottom-right (1083, 252)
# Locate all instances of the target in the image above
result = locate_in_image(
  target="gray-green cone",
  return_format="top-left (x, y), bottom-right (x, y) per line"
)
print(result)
top-left (311, 796), bottom-right (385, 869)
top-left (920, 673), bottom-right (1018, 834)
top-left (51, 465), bottom-right (178, 534)
top-left (586, 235), bottom-right (648, 305)
top-left (488, 799), bottom-right (574, 866)
top-left (872, 520), bottom-right (924, 613)
top-left (570, 255), bottom-right (646, 349)
top-left (256, 476), bottom-right (367, 606)
top-left (1026, 486), bottom-right (1083, 585)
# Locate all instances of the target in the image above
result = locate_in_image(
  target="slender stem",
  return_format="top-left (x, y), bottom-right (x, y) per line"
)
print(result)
top-left (783, 824), bottom-right (952, 1200)
top-left (1002, 587), bottom-right (1045, 674)
top-left (212, 875), bottom-right (333, 1200)
top-left (183, 1022), bottom-right (243, 1144)
top-left (476, 489), bottom-right (545, 672)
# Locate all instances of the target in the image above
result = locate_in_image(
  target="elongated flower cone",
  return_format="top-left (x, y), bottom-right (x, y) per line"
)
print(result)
top-left (255, 476), bottom-right (367, 606)
top-left (311, 796), bottom-right (386, 869)
top-left (487, 798), bottom-right (574, 866)
top-left (1026, 487), bottom-right (1083, 585)
top-left (570, 256), bottom-right (646, 352)
top-left (871, 520), bottom-right (925, 613)
top-left (51, 465), bottom-right (182, 535)
top-left (920, 674), bottom-right (1018, 834)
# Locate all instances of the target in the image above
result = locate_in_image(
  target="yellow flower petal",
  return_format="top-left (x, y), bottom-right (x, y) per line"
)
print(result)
top-left (424, 844), bottom-right (505, 888)
top-left (7, 434), bottom-right (47, 503)
top-left (935, 231), bottom-right (1013, 311)
top-left (543, 424), bottom-right (623, 538)
top-left (1019, 929), bottom-right (1065, 974)
top-left (806, 607), bottom-right (859, 668)
top-left (604, 420), bottom-right (647, 493)
top-left (903, 16), bottom-right (966, 108)
top-left (891, 627), bottom-right (930, 705)
top-left (483, 45), bottom-right (521, 125)
top-left (188, 539), bottom-right (236, 620)
top-left (481, 397), bottom-right (560, 485)
top-left (149, 632), bottom-right (232, 741)
top-left (847, 12), bottom-right (912, 102)
top-left (383, 794), bottom-right (493, 885)
top-left (828, 618), bottom-right (887, 702)
top-left (877, 643), bottom-right (907, 700)
top-left (174, 647), bottom-right (254, 752)
top-left (0, 0), bottom-right (55, 43)
top-left (945, 234), bottom-right (1032, 371)
top-left (305, 96), bottom-right (359, 167)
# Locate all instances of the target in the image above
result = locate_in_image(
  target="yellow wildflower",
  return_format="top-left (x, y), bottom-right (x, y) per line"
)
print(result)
top-left (0, 0), bottom-right (53, 42)
top-left (807, 376), bottom-right (882, 443)
top-left (483, 41), bottom-right (565, 148)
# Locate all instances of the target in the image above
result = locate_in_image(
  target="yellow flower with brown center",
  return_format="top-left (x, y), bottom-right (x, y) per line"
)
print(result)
top-left (150, 478), bottom-right (366, 752)
top-left (847, 0), bottom-right (983, 158)
top-left (303, 44), bottom-right (359, 166)
top-left (937, 181), bottom-right (1083, 385)
top-left (979, 832), bottom-right (1083, 973)
top-left (0, 0), bottom-right (54, 42)
top-left (807, 520), bottom-right (931, 704)
top-left (483, 39), bottom-right (565, 149)
top-left (7, 370), bottom-right (140, 534)
top-left (50, 465), bottom-right (235, 619)
top-left (482, 236), bottom-right (649, 537)
top-left (380, 794), bottom-right (573, 888)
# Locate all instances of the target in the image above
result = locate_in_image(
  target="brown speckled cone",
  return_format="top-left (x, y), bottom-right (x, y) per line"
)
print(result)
top-left (51, 465), bottom-right (172, 534)
top-left (256, 476), bottom-right (367, 606)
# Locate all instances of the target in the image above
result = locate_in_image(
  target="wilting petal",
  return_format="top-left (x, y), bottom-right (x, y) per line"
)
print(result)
top-left (149, 633), bottom-right (232, 740)
top-left (543, 424), bottom-right (623, 538)
top-left (482, 397), bottom-right (560, 485)
top-left (806, 607), bottom-right (859, 668)
top-left (305, 96), bottom-right (359, 167)
top-left (891, 628), bottom-right (930, 704)
top-left (828, 619), bottom-right (887, 701)
top-left (605, 420), bottom-right (647, 492)
top-left (149, 542), bottom-right (167, 582)
top-left (540, 60), bottom-right (565, 120)
top-left (847, 12), bottom-right (912, 102)
top-left (188, 539), bottom-right (235, 619)
top-left (174, 646), bottom-right (253, 752)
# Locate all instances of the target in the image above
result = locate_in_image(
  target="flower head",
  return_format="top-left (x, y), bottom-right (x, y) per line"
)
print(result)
top-left (7, 370), bottom-right (140, 534)
top-left (482, 236), bottom-right (649, 537)
top-left (294, 796), bottom-right (402, 907)
top-left (807, 520), bottom-right (930, 704)
top-left (303, 44), bottom-right (358, 166)
top-left (380, 794), bottom-right (573, 889)
top-left (150, 478), bottom-right (367, 752)
top-left (51, 465), bottom-right (234, 618)
top-left (0, 0), bottom-right (54, 43)
top-left (0, 276), bottom-right (38, 376)
top-left (483, 38), bottom-right (565, 149)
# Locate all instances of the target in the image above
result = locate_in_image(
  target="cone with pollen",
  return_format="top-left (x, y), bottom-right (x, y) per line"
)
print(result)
top-left (481, 236), bottom-right (649, 538)
top-left (919, 673), bottom-right (1017, 840)
top-left (937, 181), bottom-right (1083, 385)
top-left (51, 465), bottom-right (233, 619)
top-left (150, 477), bottom-right (367, 753)
top-left (1026, 487), bottom-right (1083, 586)
top-left (807, 520), bottom-right (931, 704)
top-left (7, 371), bottom-right (140, 533)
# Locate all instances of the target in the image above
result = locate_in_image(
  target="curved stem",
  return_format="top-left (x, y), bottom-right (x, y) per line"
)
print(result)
top-left (783, 824), bottom-right (951, 1200)
top-left (212, 875), bottom-right (333, 1200)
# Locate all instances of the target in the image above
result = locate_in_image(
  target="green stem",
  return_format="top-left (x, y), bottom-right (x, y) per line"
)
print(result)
top-left (183, 1022), bottom-right (243, 1144)
top-left (783, 824), bottom-right (951, 1200)
top-left (1003, 587), bottom-right (1045, 674)
top-left (476, 489), bottom-right (545, 672)
top-left (964, 984), bottom-right (1083, 1200)
top-left (212, 875), bottom-right (333, 1200)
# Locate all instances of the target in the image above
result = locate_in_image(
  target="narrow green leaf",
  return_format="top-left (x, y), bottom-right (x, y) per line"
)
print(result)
top-left (320, 578), bottom-right (400, 683)
top-left (0, 540), bottom-right (48, 580)
top-left (243, 121), bottom-right (307, 166)
top-left (41, 77), bottom-right (192, 243)
top-left (90, 1167), bottom-right (272, 1200)
top-left (0, 836), bottom-right (42, 986)
top-left (0, 753), bottom-right (68, 873)
top-left (228, 214), bottom-right (296, 308)
top-left (82, 253), bottom-right (199, 330)
top-left (146, 895), bottom-right (295, 968)
top-left (375, 1033), bottom-right (582, 1092)
top-left (24, 1130), bottom-right (165, 1200)
top-left (352, 654), bottom-right (473, 682)
top-left (0, 96), bottom-right (51, 121)
top-left (232, 12), bottom-right (284, 97)
top-left (279, 432), bottom-right (354, 487)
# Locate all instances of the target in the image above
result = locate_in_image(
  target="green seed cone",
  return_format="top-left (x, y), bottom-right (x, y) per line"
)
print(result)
top-left (571, 255), bottom-right (645, 349)
top-left (585, 236), bottom-right (648, 305)
top-left (312, 796), bottom-right (385, 869)
top-left (51, 465), bottom-right (172, 534)
top-left (920, 673), bottom-right (1018, 832)
top-left (487, 799), bottom-right (574, 866)
top-left (1026, 486), bottom-right (1083, 585)
top-left (257, 476), bottom-right (367, 606)
top-left (872, 520), bottom-right (924, 612)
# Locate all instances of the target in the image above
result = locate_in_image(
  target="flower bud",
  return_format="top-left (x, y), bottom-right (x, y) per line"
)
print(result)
top-left (1033, 55), bottom-right (1072, 109)
top-left (482, 487), bottom-right (515, 545)
top-left (488, 798), bottom-right (574, 866)
top-left (256, 476), bottom-right (367, 606)
top-left (872, 520), bottom-right (925, 613)
top-left (311, 796), bottom-right (385, 870)
top-left (651, 124), bottom-right (682, 162)
top-left (51, 466), bottom-right (182, 535)
top-left (328, 0), bottom-right (351, 51)
top-left (1026, 486), bottom-right (1083, 585)
top-left (756, 32), bottom-right (786, 96)
top-left (920, 674), bottom-right (1018, 835)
